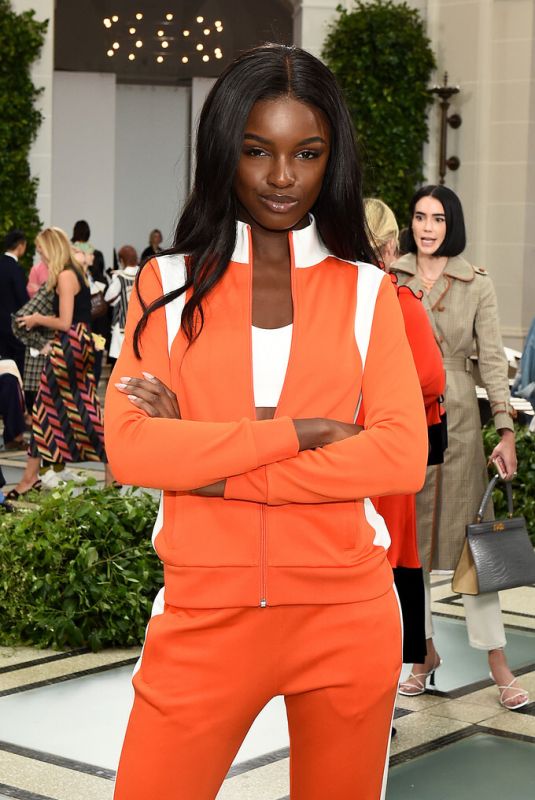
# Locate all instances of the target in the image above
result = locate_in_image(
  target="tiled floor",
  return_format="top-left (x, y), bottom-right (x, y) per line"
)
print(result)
top-left (1, 446), bottom-right (535, 799)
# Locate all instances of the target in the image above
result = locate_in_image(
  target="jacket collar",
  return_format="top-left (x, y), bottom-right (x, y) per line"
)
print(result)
top-left (232, 215), bottom-right (331, 268)
top-left (392, 252), bottom-right (474, 282)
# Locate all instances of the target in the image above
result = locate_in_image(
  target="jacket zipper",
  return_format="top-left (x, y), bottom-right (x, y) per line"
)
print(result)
top-left (260, 503), bottom-right (267, 607)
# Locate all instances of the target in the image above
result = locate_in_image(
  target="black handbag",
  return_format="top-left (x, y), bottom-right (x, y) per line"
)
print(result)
top-left (452, 474), bottom-right (535, 595)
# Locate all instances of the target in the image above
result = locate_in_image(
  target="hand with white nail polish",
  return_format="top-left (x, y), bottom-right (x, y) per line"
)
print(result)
top-left (115, 374), bottom-right (180, 419)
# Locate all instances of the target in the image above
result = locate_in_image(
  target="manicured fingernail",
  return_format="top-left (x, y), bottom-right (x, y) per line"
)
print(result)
top-left (142, 371), bottom-right (157, 382)
top-left (119, 376), bottom-right (131, 383)
top-left (115, 383), bottom-right (127, 390)
top-left (127, 395), bottom-right (139, 402)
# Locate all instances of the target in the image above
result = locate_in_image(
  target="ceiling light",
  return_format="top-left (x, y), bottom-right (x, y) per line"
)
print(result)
top-left (157, 55), bottom-right (164, 63)
top-left (215, 20), bottom-right (222, 26)
top-left (182, 56), bottom-right (189, 63)
top-left (196, 43), bottom-right (203, 51)
top-left (129, 26), bottom-right (136, 34)
top-left (157, 29), bottom-right (164, 36)
top-left (111, 15), bottom-right (119, 23)
top-left (203, 54), bottom-right (209, 62)
top-left (166, 13), bottom-right (173, 21)
top-left (161, 40), bottom-right (169, 48)
top-left (103, 18), bottom-right (112, 28)
top-left (196, 16), bottom-right (204, 23)
top-left (216, 24), bottom-right (223, 31)
top-left (136, 40), bottom-right (143, 48)
top-left (183, 30), bottom-right (190, 36)
top-left (128, 53), bottom-right (135, 61)
top-left (107, 49), bottom-right (114, 57)
top-left (215, 51), bottom-right (223, 59)
top-left (203, 28), bottom-right (210, 35)
top-left (112, 41), bottom-right (120, 49)
top-left (135, 12), bottom-right (143, 20)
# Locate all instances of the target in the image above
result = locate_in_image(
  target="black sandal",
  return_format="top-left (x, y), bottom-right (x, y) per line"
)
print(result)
top-left (5, 479), bottom-right (42, 501)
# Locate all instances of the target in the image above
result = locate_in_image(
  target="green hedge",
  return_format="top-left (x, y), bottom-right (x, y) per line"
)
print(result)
top-left (0, 484), bottom-right (162, 651)
top-left (322, 0), bottom-right (436, 223)
top-left (0, 0), bottom-right (48, 268)
top-left (483, 423), bottom-right (535, 545)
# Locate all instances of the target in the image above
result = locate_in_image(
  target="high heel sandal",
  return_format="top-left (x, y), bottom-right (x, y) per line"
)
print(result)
top-left (5, 479), bottom-right (42, 501)
top-left (398, 657), bottom-right (443, 696)
top-left (489, 672), bottom-right (529, 711)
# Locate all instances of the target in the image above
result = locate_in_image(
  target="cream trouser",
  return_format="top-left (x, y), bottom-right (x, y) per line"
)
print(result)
top-left (424, 571), bottom-right (507, 651)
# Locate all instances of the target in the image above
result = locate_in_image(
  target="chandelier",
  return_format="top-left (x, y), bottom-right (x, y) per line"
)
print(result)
top-left (102, 11), bottom-right (224, 65)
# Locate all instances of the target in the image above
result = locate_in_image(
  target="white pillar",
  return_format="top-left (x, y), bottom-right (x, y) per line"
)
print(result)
top-left (12, 0), bottom-right (54, 229)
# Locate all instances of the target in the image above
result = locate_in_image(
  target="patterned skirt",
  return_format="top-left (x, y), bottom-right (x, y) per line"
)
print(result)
top-left (30, 323), bottom-right (106, 463)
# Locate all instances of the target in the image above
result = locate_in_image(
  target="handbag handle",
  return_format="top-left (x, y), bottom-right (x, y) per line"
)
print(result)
top-left (476, 474), bottom-right (513, 523)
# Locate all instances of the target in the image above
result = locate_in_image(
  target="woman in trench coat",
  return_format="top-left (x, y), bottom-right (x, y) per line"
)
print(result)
top-left (392, 185), bottom-right (528, 711)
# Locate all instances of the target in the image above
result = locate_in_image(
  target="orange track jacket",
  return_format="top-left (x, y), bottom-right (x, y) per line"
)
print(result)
top-left (105, 220), bottom-right (428, 609)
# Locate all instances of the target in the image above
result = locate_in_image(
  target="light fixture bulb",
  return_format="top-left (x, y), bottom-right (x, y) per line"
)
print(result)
top-left (111, 15), bottom-right (118, 23)
top-left (215, 20), bottom-right (222, 26)
top-left (128, 53), bottom-right (135, 61)
top-left (182, 56), bottom-right (189, 63)
top-left (103, 18), bottom-right (111, 28)
top-left (183, 30), bottom-right (190, 36)
top-left (203, 54), bottom-right (209, 62)
top-left (107, 49), bottom-right (114, 57)
top-left (196, 16), bottom-right (204, 23)
top-left (215, 51), bottom-right (223, 59)
top-left (129, 26), bottom-right (136, 34)
top-left (203, 28), bottom-right (210, 35)
top-left (136, 40), bottom-right (143, 48)
top-left (196, 43), bottom-right (203, 51)
top-left (166, 13), bottom-right (173, 21)
top-left (157, 29), bottom-right (164, 36)
top-left (135, 12), bottom-right (143, 20)
top-left (157, 55), bottom-right (164, 63)
top-left (161, 40), bottom-right (169, 48)
top-left (216, 24), bottom-right (223, 31)
top-left (112, 41), bottom-right (120, 49)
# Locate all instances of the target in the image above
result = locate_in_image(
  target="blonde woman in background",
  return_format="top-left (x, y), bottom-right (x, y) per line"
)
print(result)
top-left (8, 228), bottom-right (111, 497)
top-left (365, 198), bottom-right (445, 667)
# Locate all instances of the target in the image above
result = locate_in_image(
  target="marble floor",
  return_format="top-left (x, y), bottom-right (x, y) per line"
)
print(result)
top-left (1, 447), bottom-right (535, 799)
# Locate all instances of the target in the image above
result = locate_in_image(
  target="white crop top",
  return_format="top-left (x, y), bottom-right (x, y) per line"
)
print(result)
top-left (252, 324), bottom-right (293, 407)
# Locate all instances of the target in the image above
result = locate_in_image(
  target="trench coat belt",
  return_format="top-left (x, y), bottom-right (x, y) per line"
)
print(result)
top-left (442, 356), bottom-right (474, 374)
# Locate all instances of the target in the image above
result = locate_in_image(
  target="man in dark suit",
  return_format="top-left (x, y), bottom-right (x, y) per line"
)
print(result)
top-left (0, 229), bottom-right (29, 376)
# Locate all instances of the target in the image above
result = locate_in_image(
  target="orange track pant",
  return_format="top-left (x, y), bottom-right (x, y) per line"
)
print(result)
top-left (113, 588), bottom-right (402, 800)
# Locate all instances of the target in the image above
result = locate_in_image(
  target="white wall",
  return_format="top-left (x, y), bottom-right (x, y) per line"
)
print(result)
top-left (114, 84), bottom-right (191, 258)
top-left (51, 72), bottom-right (116, 266)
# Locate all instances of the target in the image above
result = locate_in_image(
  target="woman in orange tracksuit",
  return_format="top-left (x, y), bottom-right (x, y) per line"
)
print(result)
top-left (105, 45), bottom-right (428, 800)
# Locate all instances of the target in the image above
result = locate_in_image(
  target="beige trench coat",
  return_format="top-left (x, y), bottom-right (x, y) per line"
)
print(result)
top-left (391, 253), bottom-right (514, 570)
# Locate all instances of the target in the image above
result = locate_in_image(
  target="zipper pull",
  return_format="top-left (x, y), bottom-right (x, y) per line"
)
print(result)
top-left (260, 599), bottom-right (267, 608)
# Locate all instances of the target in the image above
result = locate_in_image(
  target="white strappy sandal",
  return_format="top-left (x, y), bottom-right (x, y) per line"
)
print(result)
top-left (489, 673), bottom-right (530, 711)
top-left (398, 657), bottom-right (443, 696)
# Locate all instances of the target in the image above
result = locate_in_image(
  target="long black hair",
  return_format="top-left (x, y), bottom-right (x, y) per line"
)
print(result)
top-left (406, 184), bottom-right (466, 257)
top-left (134, 43), bottom-right (375, 355)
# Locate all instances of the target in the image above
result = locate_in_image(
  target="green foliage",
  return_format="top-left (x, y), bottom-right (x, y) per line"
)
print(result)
top-left (322, 0), bottom-right (436, 224)
top-left (483, 423), bottom-right (535, 545)
top-left (0, 0), bottom-right (48, 268)
top-left (0, 484), bottom-right (162, 651)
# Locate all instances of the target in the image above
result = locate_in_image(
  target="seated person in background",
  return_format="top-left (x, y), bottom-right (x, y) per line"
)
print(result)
top-left (0, 360), bottom-right (26, 450)
top-left (141, 228), bottom-right (163, 261)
